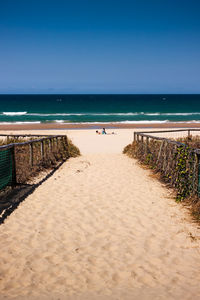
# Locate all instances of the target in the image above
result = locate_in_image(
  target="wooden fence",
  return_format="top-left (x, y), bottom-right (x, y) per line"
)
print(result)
top-left (0, 134), bottom-right (69, 189)
top-left (132, 129), bottom-right (200, 200)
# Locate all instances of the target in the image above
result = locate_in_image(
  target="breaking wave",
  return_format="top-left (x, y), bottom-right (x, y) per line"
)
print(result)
top-left (2, 112), bottom-right (200, 117)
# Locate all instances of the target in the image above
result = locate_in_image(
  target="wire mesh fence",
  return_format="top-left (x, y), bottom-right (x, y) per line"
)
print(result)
top-left (0, 135), bottom-right (69, 190)
top-left (0, 147), bottom-right (13, 190)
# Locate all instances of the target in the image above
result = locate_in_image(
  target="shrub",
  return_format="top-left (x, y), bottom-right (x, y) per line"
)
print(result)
top-left (123, 135), bottom-right (200, 221)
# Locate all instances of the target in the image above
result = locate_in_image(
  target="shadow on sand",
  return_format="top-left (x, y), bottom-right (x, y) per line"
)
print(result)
top-left (0, 161), bottom-right (65, 225)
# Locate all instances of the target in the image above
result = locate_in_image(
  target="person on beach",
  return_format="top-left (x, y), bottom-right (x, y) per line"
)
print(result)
top-left (102, 128), bottom-right (107, 134)
top-left (96, 129), bottom-right (116, 135)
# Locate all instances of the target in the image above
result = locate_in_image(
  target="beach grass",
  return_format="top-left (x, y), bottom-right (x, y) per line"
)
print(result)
top-left (0, 136), bottom-right (80, 185)
top-left (123, 136), bottom-right (200, 222)
top-left (67, 138), bottom-right (81, 157)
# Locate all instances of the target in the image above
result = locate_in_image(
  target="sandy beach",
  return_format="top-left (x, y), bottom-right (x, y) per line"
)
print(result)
top-left (0, 128), bottom-right (200, 300)
top-left (1, 122), bottom-right (200, 131)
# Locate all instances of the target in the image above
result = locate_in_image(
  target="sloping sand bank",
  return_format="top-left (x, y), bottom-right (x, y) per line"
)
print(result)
top-left (0, 129), bottom-right (200, 300)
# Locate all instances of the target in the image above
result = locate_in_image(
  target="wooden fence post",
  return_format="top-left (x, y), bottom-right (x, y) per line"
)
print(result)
top-left (157, 140), bottom-right (164, 165)
top-left (145, 137), bottom-right (149, 154)
top-left (41, 140), bottom-right (44, 159)
top-left (193, 153), bottom-right (198, 195)
top-left (49, 138), bottom-right (52, 152)
top-left (197, 154), bottom-right (200, 197)
top-left (29, 143), bottom-right (33, 167)
top-left (11, 145), bottom-right (17, 187)
top-left (134, 132), bottom-right (136, 142)
top-left (162, 141), bottom-right (168, 172)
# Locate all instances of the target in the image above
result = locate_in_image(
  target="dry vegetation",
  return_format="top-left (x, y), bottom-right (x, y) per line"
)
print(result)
top-left (67, 138), bottom-right (81, 157)
top-left (177, 135), bottom-right (200, 148)
top-left (124, 135), bottom-right (200, 221)
top-left (0, 136), bottom-right (80, 184)
top-left (0, 137), bottom-right (29, 146)
top-left (0, 136), bottom-right (80, 214)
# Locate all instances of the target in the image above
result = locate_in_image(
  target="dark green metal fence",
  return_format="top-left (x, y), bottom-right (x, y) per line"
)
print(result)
top-left (0, 147), bottom-right (13, 190)
top-left (0, 134), bottom-right (68, 191)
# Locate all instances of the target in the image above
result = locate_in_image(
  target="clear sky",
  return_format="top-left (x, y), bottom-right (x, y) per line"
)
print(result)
top-left (0, 0), bottom-right (200, 94)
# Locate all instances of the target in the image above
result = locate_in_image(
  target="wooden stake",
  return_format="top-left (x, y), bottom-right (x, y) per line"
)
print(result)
top-left (29, 143), bottom-right (33, 167)
top-left (41, 141), bottom-right (44, 159)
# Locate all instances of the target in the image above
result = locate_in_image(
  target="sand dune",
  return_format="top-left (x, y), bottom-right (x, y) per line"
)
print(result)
top-left (0, 129), bottom-right (200, 300)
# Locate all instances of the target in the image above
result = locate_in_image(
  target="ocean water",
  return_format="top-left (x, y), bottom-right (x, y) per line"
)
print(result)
top-left (0, 94), bottom-right (200, 124)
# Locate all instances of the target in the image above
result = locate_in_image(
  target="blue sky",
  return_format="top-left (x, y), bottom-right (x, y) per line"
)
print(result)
top-left (0, 0), bottom-right (200, 94)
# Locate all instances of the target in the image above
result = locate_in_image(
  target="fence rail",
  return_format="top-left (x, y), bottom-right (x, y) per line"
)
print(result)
top-left (132, 129), bottom-right (200, 199)
top-left (0, 134), bottom-right (69, 191)
top-left (133, 129), bottom-right (200, 142)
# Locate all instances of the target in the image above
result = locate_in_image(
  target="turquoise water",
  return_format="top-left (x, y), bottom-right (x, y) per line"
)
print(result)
top-left (0, 94), bottom-right (200, 124)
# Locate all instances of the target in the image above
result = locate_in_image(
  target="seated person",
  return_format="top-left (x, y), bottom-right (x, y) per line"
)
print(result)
top-left (102, 128), bottom-right (107, 134)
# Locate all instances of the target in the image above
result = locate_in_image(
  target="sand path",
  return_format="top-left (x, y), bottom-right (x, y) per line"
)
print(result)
top-left (0, 129), bottom-right (200, 300)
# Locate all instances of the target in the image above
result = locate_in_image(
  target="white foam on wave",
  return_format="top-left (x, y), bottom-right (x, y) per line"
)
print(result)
top-left (3, 112), bottom-right (27, 116)
top-left (1, 120), bottom-right (200, 125)
top-left (121, 120), bottom-right (169, 124)
top-left (28, 113), bottom-right (85, 116)
top-left (26, 112), bottom-right (159, 116)
top-left (66, 120), bottom-right (170, 124)
top-left (89, 112), bottom-right (200, 117)
top-left (131, 112), bottom-right (200, 116)
top-left (141, 112), bottom-right (200, 116)
top-left (0, 121), bottom-right (41, 124)
top-left (92, 113), bottom-right (139, 116)
top-left (63, 120), bottom-right (200, 124)
top-left (2, 112), bottom-right (200, 117)
top-left (163, 113), bottom-right (200, 116)
top-left (29, 112), bottom-right (200, 117)
top-left (144, 113), bottom-right (160, 116)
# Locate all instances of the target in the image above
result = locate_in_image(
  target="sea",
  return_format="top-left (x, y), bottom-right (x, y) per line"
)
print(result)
top-left (0, 94), bottom-right (200, 125)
